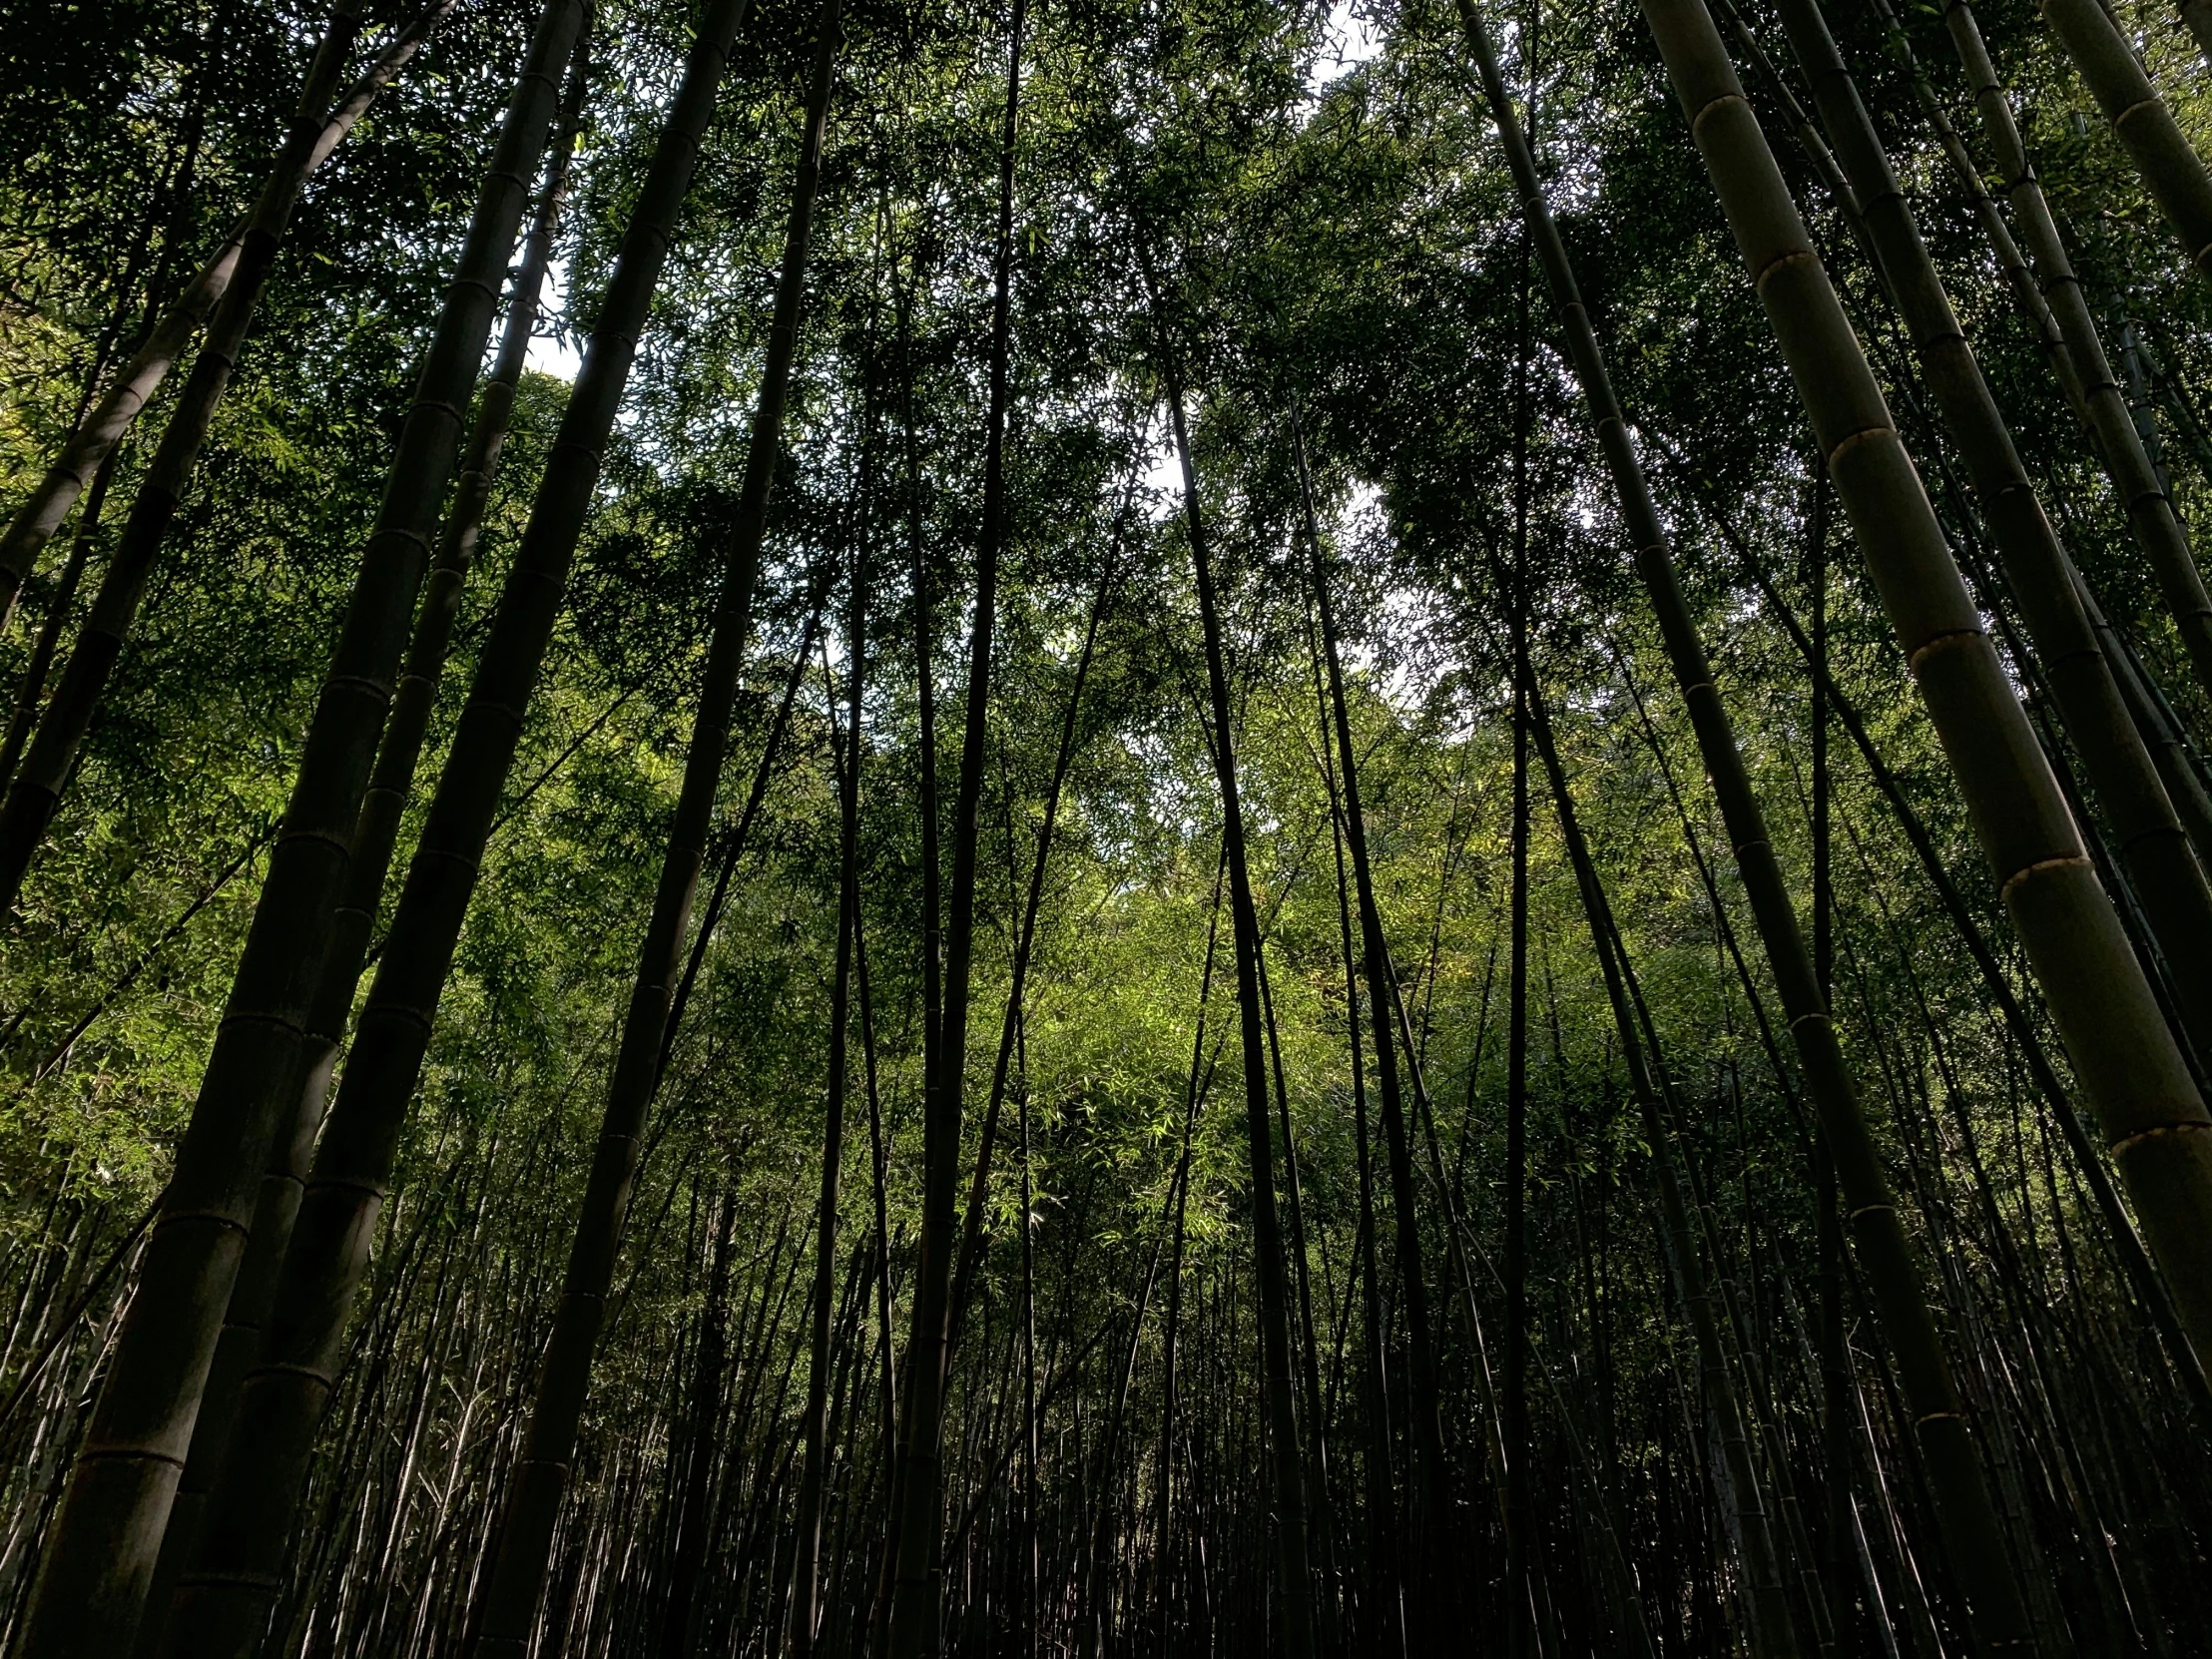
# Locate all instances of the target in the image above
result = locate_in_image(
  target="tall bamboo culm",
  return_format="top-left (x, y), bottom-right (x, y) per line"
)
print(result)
top-left (1871, 0), bottom-right (2212, 880)
top-left (1771, 0), bottom-right (2212, 1075)
top-left (1641, 0), bottom-right (2212, 1614)
top-left (0, 453), bottom-right (113, 792)
top-left (788, 502), bottom-right (865, 1659)
top-left (2037, 0), bottom-right (2212, 282)
top-left (133, 41), bottom-right (592, 1659)
top-left (1462, 0), bottom-right (2038, 1647)
top-left (1684, 463), bottom-right (2212, 1427)
top-left (1302, 449), bottom-right (1449, 1632)
top-left (1944, 0), bottom-right (2212, 709)
top-left (10, 1), bottom-right (586, 1652)
top-left (1159, 337), bottom-right (1316, 1659)
top-left (1524, 668), bottom-right (1801, 1659)
top-left (885, 3), bottom-right (1020, 1649)
top-left (130, 6), bottom-right (733, 1657)
top-left (468, 1), bottom-right (837, 1648)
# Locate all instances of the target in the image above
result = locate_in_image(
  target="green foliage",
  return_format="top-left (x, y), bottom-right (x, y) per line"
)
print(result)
top-left (4, 0), bottom-right (2212, 1646)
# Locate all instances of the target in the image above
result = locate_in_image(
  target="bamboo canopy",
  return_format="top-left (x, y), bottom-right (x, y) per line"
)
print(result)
top-left (1, 0), bottom-right (2211, 1652)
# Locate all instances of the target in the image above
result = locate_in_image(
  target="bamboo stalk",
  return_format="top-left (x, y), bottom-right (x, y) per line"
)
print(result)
top-left (1467, 0), bottom-right (2043, 1645)
top-left (10, 5), bottom-right (586, 1651)
top-left (1645, 0), bottom-right (2212, 1630)
top-left (2038, 0), bottom-right (2212, 282)
top-left (1145, 256), bottom-right (1316, 1659)
top-left (1944, 0), bottom-right (2212, 708)
top-left (886, 4), bottom-right (1023, 1645)
top-left (138, 46), bottom-right (595, 1654)
top-left (468, 2), bottom-right (836, 1643)
top-left (133, 7), bottom-right (743, 1656)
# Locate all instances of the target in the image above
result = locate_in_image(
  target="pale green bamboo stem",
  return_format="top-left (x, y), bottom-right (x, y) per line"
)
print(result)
top-left (2039, 0), bottom-right (2212, 280)
top-left (1774, 0), bottom-right (2212, 1076)
top-left (1947, 0), bottom-right (2212, 707)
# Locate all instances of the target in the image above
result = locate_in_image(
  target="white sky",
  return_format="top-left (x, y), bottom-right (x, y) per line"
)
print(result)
top-left (1143, 425), bottom-right (1186, 516)
top-left (520, 3), bottom-right (1388, 388)
top-left (1310, 0), bottom-right (1386, 92)
top-left (524, 253), bottom-right (584, 380)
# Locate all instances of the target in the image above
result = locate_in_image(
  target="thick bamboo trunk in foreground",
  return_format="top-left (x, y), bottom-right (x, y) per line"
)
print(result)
top-left (1463, 0), bottom-right (2040, 1647)
top-left (131, 7), bottom-right (734, 1658)
top-left (1774, 0), bottom-right (2212, 1076)
top-left (1643, 0), bottom-right (2212, 1630)
top-left (2185, 0), bottom-right (2212, 70)
top-left (1676, 460), bottom-right (2212, 1431)
top-left (11, 3), bottom-right (584, 1652)
top-left (135, 43), bottom-right (591, 1659)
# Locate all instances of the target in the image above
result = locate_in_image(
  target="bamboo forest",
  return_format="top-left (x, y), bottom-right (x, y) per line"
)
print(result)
top-left (16, 0), bottom-right (2212, 1650)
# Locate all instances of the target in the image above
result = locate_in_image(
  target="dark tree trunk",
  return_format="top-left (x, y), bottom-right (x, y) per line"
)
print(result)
top-left (1147, 264), bottom-right (1315, 1659)
top-left (12, 4), bottom-right (584, 1652)
top-left (468, 2), bottom-right (838, 1644)
top-left (885, 5), bottom-right (1022, 1648)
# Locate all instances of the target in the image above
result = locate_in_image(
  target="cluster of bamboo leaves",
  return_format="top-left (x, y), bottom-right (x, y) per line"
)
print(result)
top-left (1, 0), bottom-right (2210, 1651)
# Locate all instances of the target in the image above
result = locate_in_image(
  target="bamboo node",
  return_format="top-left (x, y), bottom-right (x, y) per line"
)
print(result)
top-left (1753, 246), bottom-right (1817, 293)
top-left (1688, 92), bottom-right (1747, 145)
top-left (153, 1207), bottom-right (252, 1236)
top-left (1824, 424), bottom-right (1893, 468)
top-left (1846, 1203), bottom-right (1894, 1222)
top-left (2111, 1120), bottom-right (2212, 1156)
top-left (75, 1444), bottom-right (186, 1468)
top-left (1906, 627), bottom-right (1979, 674)
top-left (1997, 853), bottom-right (2089, 901)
